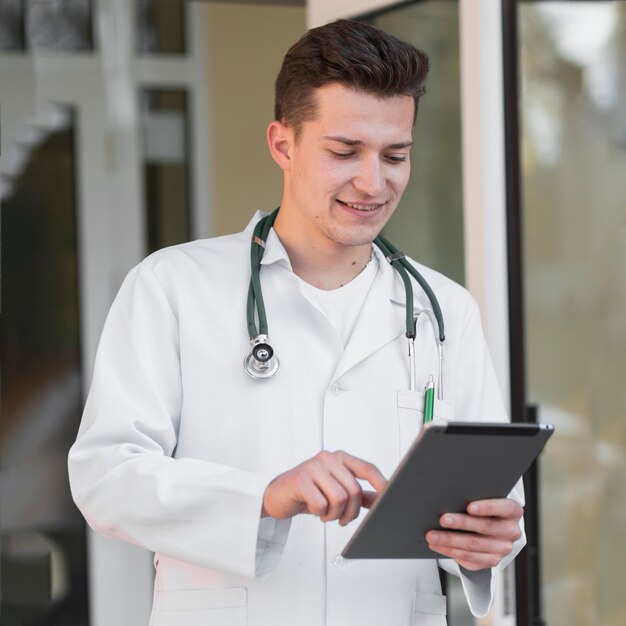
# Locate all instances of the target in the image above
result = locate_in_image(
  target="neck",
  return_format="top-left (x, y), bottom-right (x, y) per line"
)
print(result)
top-left (273, 208), bottom-right (373, 291)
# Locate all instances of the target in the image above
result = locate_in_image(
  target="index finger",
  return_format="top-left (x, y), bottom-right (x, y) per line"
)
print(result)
top-left (467, 498), bottom-right (524, 520)
top-left (336, 451), bottom-right (388, 492)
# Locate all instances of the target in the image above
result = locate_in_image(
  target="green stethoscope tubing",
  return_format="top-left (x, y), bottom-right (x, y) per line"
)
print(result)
top-left (247, 209), bottom-right (278, 338)
top-left (372, 234), bottom-right (445, 342)
top-left (246, 208), bottom-right (446, 380)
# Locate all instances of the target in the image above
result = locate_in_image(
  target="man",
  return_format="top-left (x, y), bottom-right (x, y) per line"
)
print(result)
top-left (69, 19), bottom-right (524, 626)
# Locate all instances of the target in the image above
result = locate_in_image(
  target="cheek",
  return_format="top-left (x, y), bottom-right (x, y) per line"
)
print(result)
top-left (392, 167), bottom-right (411, 194)
top-left (297, 155), bottom-right (333, 181)
top-left (318, 161), bottom-right (350, 191)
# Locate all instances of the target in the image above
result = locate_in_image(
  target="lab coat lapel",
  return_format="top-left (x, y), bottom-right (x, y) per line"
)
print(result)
top-left (333, 249), bottom-right (406, 381)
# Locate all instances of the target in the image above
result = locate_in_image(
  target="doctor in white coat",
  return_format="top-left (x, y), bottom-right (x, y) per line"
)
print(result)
top-left (69, 19), bottom-right (525, 626)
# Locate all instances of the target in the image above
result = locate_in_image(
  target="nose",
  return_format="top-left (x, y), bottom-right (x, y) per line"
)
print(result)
top-left (353, 156), bottom-right (386, 197)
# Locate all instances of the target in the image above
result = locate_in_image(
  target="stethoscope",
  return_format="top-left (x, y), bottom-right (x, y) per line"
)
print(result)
top-left (244, 208), bottom-right (446, 399)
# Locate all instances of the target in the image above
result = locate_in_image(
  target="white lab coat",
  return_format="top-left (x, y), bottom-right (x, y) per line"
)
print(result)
top-left (69, 213), bottom-right (525, 626)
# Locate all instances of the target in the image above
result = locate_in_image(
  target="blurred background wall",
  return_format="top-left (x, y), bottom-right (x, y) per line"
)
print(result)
top-left (518, 5), bottom-right (626, 625)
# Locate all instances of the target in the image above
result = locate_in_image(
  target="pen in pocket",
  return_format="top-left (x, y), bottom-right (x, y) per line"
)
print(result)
top-left (423, 375), bottom-right (434, 423)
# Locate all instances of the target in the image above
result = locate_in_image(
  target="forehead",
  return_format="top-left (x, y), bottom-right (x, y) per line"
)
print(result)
top-left (303, 83), bottom-right (415, 143)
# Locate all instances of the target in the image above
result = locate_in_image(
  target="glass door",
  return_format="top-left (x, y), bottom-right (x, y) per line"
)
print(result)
top-left (0, 112), bottom-right (89, 626)
top-left (512, 2), bottom-right (626, 624)
top-left (369, 2), bottom-right (465, 284)
top-left (366, 4), bottom-right (481, 625)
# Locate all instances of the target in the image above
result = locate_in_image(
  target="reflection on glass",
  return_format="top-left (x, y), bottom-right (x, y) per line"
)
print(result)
top-left (26, 0), bottom-right (94, 52)
top-left (373, 2), bottom-right (465, 285)
top-left (372, 4), bottom-right (473, 625)
top-left (0, 0), bottom-right (25, 51)
top-left (520, 4), bottom-right (626, 625)
top-left (136, 0), bottom-right (186, 55)
top-left (141, 89), bottom-right (192, 253)
top-left (0, 112), bottom-right (88, 624)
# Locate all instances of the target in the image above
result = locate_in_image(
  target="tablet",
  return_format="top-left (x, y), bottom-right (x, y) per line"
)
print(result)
top-left (342, 421), bottom-right (553, 559)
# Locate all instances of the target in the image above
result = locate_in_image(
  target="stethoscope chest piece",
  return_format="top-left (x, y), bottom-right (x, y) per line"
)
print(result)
top-left (244, 353), bottom-right (280, 379)
top-left (244, 334), bottom-right (280, 380)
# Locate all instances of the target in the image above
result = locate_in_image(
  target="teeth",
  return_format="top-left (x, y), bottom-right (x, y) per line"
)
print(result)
top-left (343, 202), bottom-right (381, 211)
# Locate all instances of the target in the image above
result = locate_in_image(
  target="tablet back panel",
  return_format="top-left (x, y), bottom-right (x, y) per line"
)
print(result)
top-left (342, 422), bottom-right (553, 559)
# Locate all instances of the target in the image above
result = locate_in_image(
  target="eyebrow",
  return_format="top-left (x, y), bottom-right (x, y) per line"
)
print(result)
top-left (322, 135), bottom-right (413, 149)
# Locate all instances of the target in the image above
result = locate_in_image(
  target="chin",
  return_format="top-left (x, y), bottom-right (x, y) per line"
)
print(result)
top-left (331, 231), bottom-right (380, 248)
top-left (325, 218), bottom-right (389, 248)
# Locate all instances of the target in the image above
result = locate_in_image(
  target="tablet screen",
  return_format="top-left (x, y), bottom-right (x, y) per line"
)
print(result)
top-left (342, 422), bottom-right (553, 559)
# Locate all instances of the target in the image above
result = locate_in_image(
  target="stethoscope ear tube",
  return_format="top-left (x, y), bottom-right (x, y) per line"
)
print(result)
top-left (374, 235), bottom-right (446, 398)
top-left (374, 234), bottom-right (445, 343)
top-left (373, 236), bottom-right (416, 339)
top-left (248, 211), bottom-right (278, 337)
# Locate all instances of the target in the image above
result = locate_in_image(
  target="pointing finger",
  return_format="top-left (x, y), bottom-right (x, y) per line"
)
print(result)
top-left (338, 452), bottom-right (388, 492)
top-left (362, 490), bottom-right (380, 509)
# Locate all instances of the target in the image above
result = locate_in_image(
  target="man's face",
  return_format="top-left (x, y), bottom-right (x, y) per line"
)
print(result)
top-left (277, 83), bottom-right (414, 251)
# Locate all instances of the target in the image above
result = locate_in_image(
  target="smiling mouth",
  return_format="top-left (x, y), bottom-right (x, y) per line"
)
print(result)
top-left (338, 200), bottom-right (385, 212)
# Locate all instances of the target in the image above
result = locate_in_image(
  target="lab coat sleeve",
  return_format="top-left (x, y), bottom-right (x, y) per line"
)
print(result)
top-left (437, 297), bottom-right (526, 617)
top-left (68, 261), bottom-right (290, 579)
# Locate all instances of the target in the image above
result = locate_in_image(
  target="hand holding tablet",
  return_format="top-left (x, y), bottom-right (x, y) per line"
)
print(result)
top-left (342, 422), bottom-right (553, 560)
top-left (426, 497), bottom-right (525, 571)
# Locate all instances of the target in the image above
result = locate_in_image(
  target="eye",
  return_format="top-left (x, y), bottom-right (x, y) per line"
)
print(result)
top-left (385, 154), bottom-right (408, 163)
top-left (330, 151), bottom-right (354, 159)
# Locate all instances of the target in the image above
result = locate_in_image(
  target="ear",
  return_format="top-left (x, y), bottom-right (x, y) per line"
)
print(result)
top-left (267, 120), bottom-right (294, 171)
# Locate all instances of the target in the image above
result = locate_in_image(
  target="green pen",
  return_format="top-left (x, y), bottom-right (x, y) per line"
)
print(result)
top-left (423, 375), bottom-right (435, 423)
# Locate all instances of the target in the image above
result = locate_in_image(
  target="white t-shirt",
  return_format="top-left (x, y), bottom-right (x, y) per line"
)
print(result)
top-left (296, 253), bottom-right (379, 348)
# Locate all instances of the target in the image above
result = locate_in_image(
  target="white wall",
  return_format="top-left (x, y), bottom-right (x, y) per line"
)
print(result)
top-left (206, 3), bottom-right (306, 235)
top-left (308, 0), bottom-right (398, 27)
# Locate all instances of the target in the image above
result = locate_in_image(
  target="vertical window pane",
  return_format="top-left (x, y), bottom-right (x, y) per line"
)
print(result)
top-left (0, 0), bottom-right (26, 51)
top-left (141, 89), bottom-right (192, 253)
top-left (26, 0), bottom-right (94, 52)
top-left (373, 2), bottom-right (465, 285)
top-left (520, 3), bottom-right (626, 626)
top-left (0, 111), bottom-right (89, 625)
top-left (136, 0), bottom-right (186, 55)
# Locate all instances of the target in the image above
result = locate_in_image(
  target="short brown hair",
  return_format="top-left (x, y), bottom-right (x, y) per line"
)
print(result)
top-left (275, 19), bottom-right (430, 136)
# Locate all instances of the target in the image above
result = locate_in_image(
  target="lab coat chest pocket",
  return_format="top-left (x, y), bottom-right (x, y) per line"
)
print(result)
top-left (397, 389), bottom-right (455, 457)
top-left (412, 591), bottom-right (448, 626)
top-left (150, 588), bottom-right (247, 626)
